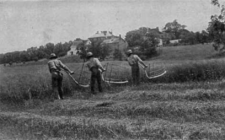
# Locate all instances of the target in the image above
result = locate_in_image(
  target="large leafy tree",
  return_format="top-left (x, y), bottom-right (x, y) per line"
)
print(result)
top-left (100, 43), bottom-right (112, 60)
top-left (89, 40), bottom-right (111, 60)
top-left (209, 0), bottom-right (225, 51)
top-left (27, 47), bottom-right (39, 61)
top-left (140, 32), bottom-right (158, 56)
top-left (125, 30), bottom-right (143, 47)
top-left (161, 32), bottom-right (174, 44)
top-left (77, 39), bottom-right (111, 61)
top-left (163, 20), bottom-right (186, 39)
top-left (76, 40), bottom-right (90, 60)
top-left (125, 27), bottom-right (159, 58)
top-left (113, 48), bottom-right (123, 61)
top-left (20, 51), bottom-right (30, 63)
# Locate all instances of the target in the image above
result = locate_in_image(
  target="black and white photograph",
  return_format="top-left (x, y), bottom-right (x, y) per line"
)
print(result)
top-left (0, 0), bottom-right (225, 139)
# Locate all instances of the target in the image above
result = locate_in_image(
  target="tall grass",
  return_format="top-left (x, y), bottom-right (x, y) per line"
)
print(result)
top-left (2, 58), bottom-right (225, 103)
top-left (0, 61), bottom-right (130, 104)
top-left (154, 59), bottom-right (225, 83)
top-left (0, 64), bottom-right (75, 104)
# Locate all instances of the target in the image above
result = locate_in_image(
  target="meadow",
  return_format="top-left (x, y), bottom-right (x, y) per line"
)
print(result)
top-left (2, 43), bottom-right (225, 139)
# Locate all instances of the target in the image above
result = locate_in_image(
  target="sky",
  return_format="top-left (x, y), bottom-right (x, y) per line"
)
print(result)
top-left (0, 0), bottom-right (223, 53)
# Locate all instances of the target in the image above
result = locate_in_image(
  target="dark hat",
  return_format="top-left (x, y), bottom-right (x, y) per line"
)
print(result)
top-left (126, 49), bottom-right (132, 54)
top-left (50, 53), bottom-right (57, 59)
top-left (87, 52), bottom-right (93, 57)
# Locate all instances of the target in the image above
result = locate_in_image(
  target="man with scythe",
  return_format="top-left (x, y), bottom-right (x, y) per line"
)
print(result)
top-left (48, 53), bottom-right (74, 100)
top-left (85, 52), bottom-right (106, 95)
top-left (126, 50), bottom-right (148, 85)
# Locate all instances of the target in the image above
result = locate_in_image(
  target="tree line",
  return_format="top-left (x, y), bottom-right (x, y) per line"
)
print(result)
top-left (162, 20), bottom-right (211, 45)
top-left (0, 42), bottom-right (72, 65)
top-left (0, 15), bottom-right (220, 65)
top-left (124, 20), bottom-right (212, 59)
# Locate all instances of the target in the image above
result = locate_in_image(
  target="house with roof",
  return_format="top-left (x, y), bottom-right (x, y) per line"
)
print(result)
top-left (88, 31), bottom-right (114, 42)
top-left (67, 31), bottom-right (128, 59)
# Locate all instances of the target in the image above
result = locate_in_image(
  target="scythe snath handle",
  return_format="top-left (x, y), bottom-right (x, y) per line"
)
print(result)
top-left (104, 63), bottom-right (109, 79)
top-left (78, 60), bottom-right (85, 84)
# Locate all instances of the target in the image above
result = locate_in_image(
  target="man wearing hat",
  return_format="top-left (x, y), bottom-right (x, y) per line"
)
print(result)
top-left (48, 53), bottom-right (74, 100)
top-left (85, 52), bottom-right (105, 95)
top-left (126, 49), bottom-right (147, 85)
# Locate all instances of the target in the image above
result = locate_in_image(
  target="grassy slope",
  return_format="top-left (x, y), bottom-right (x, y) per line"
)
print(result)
top-left (1, 44), bottom-right (225, 139)
top-left (155, 43), bottom-right (216, 61)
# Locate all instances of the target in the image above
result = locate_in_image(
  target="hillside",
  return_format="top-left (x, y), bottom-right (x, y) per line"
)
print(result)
top-left (153, 43), bottom-right (216, 61)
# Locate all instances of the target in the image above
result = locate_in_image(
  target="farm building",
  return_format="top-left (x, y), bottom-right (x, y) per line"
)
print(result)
top-left (169, 39), bottom-right (181, 44)
top-left (101, 35), bottom-right (128, 51)
top-left (67, 31), bottom-right (128, 58)
top-left (88, 31), bottom-right (114, 42)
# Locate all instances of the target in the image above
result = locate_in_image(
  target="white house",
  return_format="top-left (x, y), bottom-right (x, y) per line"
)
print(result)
top-left (157, 38), bottom-right (163, 46)
top-left (169, 39), bottom-right (181, 44)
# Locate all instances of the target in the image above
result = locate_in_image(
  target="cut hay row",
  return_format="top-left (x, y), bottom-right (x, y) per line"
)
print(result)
top-left (0, 111), bottom-right (224, 140)
top-left (104, 88), bottom-right (225, 101)
top-left (33, 98), bottom-right (225, 124)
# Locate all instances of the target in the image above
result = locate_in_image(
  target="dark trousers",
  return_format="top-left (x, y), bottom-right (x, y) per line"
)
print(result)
top-left (90, 67), bottom-right (102, 94)
top-left (131, 65), bottom-right (140, 85)
top-left (52, 72), bottom-right (63, 99)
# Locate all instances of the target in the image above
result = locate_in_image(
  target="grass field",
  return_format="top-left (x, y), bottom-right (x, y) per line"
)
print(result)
top-left (155, 43), bottom-right (216, 60)
top-left (2, 44), bottom-right (225, 139)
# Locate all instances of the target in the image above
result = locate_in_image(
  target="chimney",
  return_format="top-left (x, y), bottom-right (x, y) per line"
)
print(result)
top-left (102, 31), bottom-right (107, 35)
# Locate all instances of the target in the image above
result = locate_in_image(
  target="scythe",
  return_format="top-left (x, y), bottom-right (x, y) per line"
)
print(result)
top-left (67, 73), bottom-right (90, 88)
top-left (144, 68), bottom-right (167, 79)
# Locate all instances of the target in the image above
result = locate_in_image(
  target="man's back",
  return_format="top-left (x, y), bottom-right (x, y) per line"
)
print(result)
top-left (48, 59), bottom-right (64, 72)
top-left (86, 57), bottom-right (104, 70)
top-left (127, 54), bottom-right (140, 66)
